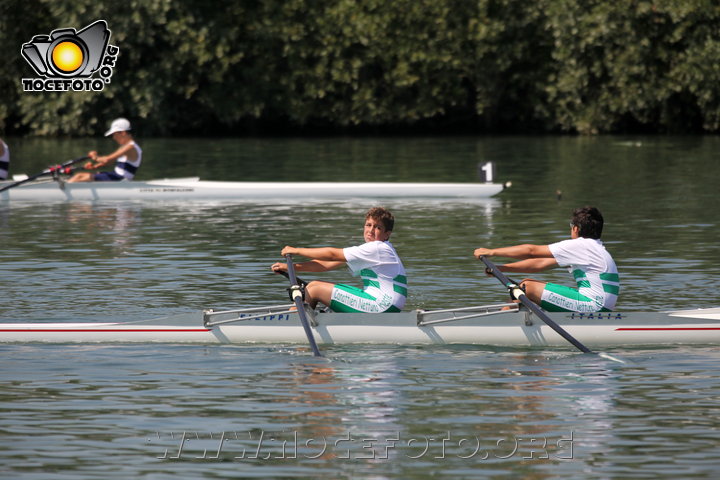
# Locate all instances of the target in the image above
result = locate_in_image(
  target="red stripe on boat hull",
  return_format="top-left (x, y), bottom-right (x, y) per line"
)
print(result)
top-left (616, 328), bottom-right (720, 331)
top-left (0, 329), bottom-right (211, 333)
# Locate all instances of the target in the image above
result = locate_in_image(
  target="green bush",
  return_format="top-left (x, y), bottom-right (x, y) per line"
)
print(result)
top-left (1, 0), bottom-right (718, 136)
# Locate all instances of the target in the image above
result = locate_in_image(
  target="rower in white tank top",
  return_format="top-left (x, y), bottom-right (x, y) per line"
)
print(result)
top-left (68, 118), bottom-right (143, 183)
top-left (0, 139), bottom-right (9, 180)
top-left (113, 141), bottom-right (142, 180)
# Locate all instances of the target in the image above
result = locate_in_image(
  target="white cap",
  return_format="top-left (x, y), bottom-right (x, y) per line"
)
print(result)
top-left (105, 118), bottom-right (131, 136)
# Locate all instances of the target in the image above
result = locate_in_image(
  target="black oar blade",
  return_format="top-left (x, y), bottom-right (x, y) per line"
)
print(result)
top-left (284, 254), bottom-right (323, 357)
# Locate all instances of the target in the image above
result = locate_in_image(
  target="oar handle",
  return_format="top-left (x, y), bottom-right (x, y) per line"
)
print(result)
top-left (480, 256), bottom-right (593, 354)
top-left (285, 254), bottom-right (323, 357)
top-left (43, 155), bottom-right (90, 176)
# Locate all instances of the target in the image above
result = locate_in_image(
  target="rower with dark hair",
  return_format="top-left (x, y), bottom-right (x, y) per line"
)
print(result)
top-left (271, 207), bottom-right (408, 313)
top-left (474, 206), bottom-right (620, 312)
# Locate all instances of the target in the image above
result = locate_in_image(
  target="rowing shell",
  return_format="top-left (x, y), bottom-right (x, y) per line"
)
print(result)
top-left (0, 177), bottom-right (506, 202)
top-left (2, 304), bottom-right (720, 346)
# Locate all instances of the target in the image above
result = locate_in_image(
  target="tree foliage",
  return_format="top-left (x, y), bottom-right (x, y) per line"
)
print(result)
top-left (1, 0), bottom-right (718, 136)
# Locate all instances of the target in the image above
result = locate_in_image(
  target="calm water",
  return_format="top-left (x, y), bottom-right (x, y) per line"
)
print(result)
top-left (1, 136), bottom-right (719, 479)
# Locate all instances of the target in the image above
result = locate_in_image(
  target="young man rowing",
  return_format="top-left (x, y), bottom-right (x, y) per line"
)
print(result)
top-left (474, 206), bottom-right (620, 312)
top-left (271, 207), bottom-right (408, 313)
top-left (69, 118), bottom-right (142, 182)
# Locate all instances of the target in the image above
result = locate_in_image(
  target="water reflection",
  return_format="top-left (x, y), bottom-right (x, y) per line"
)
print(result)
top-left (3, 342), bottom-right (720, 478)
top-left (276, 361), bottom-right (345, 460)
top-left (61, 204), bottom-right (140, 257)
top-left (0, 206), bottom-right (9, 234)
top-left (257, 356), bottom-right (406, 462)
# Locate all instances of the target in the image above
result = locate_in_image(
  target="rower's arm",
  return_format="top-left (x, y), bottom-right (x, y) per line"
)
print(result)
top-left (91, 143), bottom-right (135, 168)
top-left (271, 259), bottom-right (345, 274)
top-left (474, 244), bottom-right (553, 260)
top-left (499, 257), bottom-right (558, 273)
top-left (295, 259), bottom-right (346, 272)
top-left (281, 246), bottom-right (346, 262)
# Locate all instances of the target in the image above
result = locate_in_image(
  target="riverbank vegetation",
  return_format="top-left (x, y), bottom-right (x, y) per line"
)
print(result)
top-left (2, 0), bottom-right (718, 136)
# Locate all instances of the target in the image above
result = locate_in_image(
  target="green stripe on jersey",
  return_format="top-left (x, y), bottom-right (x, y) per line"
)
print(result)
top-left (600, 273), bottom-right (620, 282)
top-left (603, 284), bottom-right (620, 295)
top-left (360, 269), bottom-right (378, 278)
top-left (363, 279), bottom-right (380, 289)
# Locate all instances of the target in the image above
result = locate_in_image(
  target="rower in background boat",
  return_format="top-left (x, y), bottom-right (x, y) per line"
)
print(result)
top-left (271, 207), bottom-right (408, 313)
top-left (0, 137), bottom-right (9, 180)
top-left (474, 206), bottom-right (620, 313)
top-left (68, 118), bottom-right (142, 183)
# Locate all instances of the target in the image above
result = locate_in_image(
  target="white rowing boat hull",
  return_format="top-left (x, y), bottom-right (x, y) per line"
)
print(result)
top-left (0, 178), bottom-right (505, 202)
top-left (2, 306), bottom-right (720, 347)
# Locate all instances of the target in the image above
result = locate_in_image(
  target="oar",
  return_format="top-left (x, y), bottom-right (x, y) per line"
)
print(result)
top-left (275, 269), bottom-right (309, 290)
top-left (284, 254), bottom-right (323, 357)
top-left (0, 155), bottom-right (89, 193)
top-left (480, 256), bottom-right (624, 362)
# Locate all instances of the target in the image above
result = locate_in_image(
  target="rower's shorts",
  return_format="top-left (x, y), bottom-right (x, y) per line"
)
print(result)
top-left (94, 171), bottom-right (125, 181)
top-left (330, 284), bottom-right (400, 313)
top-left (540, 283), bottom-right (610, 313)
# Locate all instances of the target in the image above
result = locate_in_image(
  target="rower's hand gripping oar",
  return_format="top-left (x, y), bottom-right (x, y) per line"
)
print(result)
top-left (284, 254), bottom-right (323, 357)
top-left (480, 256), bottom-right (624, 363)
top-left (0, 155), bottom-right (89, 193)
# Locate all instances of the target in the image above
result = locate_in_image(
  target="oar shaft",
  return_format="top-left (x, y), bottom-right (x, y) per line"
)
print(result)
top-left (285, 254), bottom-right (323, 357)
top-left (0, 155), bottom-right (88, 193)
top-left (480, 256), bottom-right (593, 354)
top-left (275, 269), bottom-right (309, 289)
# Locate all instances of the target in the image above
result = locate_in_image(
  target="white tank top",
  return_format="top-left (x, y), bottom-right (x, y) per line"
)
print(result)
top-left (114, 141), bottom-right (142, 180)
top-left (0, 140), bottom-right (9, 180)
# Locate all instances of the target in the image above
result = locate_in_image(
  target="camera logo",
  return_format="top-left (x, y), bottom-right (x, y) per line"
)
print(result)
top-left (21, 20), bottom-right (119, 92)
